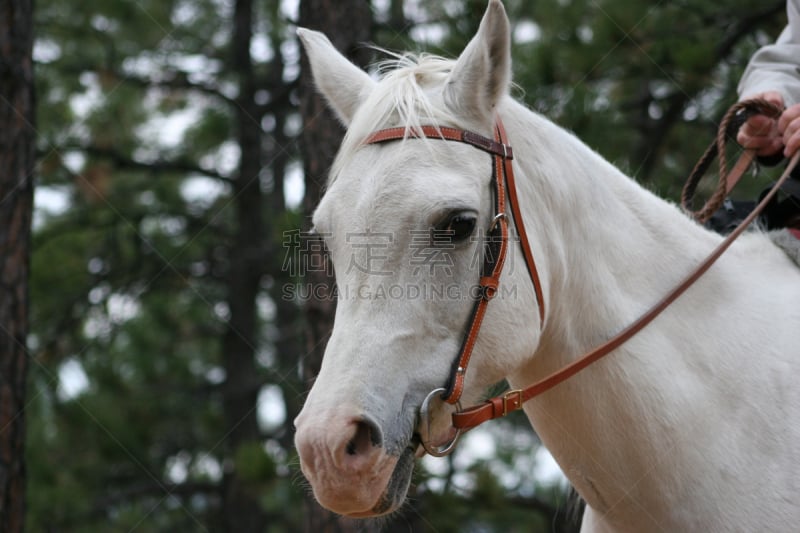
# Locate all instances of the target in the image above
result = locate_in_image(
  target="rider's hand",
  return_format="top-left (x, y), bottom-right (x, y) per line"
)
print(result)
top-left (778, 103), bottom-right (800, 158)
top-left (737, 91), bottom-right (785, 158)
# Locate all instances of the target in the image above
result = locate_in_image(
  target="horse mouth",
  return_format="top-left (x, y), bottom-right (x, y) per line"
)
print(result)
top-left (345, 444), bottom-right (416, 518)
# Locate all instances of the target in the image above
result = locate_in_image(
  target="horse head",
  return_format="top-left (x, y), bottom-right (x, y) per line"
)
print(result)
top-left (294, 0), bottom-right (542, 517)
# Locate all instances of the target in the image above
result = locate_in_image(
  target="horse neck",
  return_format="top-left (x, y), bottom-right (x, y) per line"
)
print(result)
top-left (497, 101), bottom-right (800, 529)
top-left (498, 99), bottom-right (733, 515)
top-left (501, 99), bottom-right (720, 351)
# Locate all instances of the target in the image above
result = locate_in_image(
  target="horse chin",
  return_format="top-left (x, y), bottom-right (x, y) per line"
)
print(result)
top-left (344, 445), bottom-right (416, 518)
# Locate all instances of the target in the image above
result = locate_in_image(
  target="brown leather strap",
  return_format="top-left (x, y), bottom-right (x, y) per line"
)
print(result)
top-left (726, 149), bottom-right (756, 192)
top-left (441, 128), bottom-right (510, 403)
top-left (363, 126), bottom-right (513, 159)
top-left (452, 150), bottom-right (800, 430)
top-left (496, 120), bottom-right (546, 326)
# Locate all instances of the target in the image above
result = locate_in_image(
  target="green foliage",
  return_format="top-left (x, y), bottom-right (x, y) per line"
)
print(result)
top-left (182, 108), bottom-right (234, 158)
top-left (411, 451), bottom-right (573, 533)
top-left (235, 442), bottom-right (277, 484)
top-left (507, 0), bottom-right (787, 195)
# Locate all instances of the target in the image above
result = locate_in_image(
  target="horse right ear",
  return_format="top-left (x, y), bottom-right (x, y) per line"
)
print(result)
top-left (444, 0), bottom-right (511, 127)
top-left (297, 28), bottom-right (375, 126)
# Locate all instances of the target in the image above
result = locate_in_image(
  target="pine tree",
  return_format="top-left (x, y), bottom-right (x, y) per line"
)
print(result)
top-left (0, 0), bottom-right (35, 530)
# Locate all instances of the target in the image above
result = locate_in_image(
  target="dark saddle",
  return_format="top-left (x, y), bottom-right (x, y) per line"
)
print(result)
top-left (705, 165), bottom-right (800, 235)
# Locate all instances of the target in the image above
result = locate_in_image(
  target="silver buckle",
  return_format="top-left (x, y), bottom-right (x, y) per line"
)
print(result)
top-left (489, 212), bottom-right (507, 232)
top-left (418, 388), bottom-right (462, 457)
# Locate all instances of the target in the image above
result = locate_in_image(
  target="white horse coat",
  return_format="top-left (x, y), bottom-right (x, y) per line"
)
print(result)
top-left (294, 1), bottom-right (800, 530)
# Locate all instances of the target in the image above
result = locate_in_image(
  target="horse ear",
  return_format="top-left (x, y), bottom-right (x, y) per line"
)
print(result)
top-left (444, 0), bottom-right (511, 125)
top-left (297, 28), bottom-right (375, 126)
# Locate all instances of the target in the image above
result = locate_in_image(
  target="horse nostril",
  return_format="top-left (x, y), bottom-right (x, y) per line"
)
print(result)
top-left (346, 418), bottom-right (383, 456)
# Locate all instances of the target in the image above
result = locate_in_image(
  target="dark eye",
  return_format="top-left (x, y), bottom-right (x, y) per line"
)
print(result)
top-left (435, 213), bottom-right (477, 243)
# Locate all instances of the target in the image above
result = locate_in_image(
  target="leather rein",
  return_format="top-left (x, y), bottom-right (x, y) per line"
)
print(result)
top-left (362, 101), bottom-right (800, 457)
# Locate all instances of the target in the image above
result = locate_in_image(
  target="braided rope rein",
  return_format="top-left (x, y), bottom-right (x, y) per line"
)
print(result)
top-left (681, 98), bottom-right (784, 223)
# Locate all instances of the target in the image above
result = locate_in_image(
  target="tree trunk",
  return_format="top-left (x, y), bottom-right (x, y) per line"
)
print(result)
top-left (0, 0), bottom-right (34, 530)
top-left (221, 0), bottom-right (267, 530)
top-left (298, 0), bottom-right (373, 390)
top-left (297, 1), bottom-right (374, 531)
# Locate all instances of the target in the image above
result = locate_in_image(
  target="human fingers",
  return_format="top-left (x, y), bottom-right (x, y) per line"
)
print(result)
top-left (782, 116), bottom-right (800, 158)
top-left (737, 115), bottom-right (782, 156)
top-left (777, 103), bottom-right (800, 135)
top-left (739, 92), bottom-right (783, 135)
top-left (742, 114), bottom-right (777, 137)
top-left (737, 132), bottom-right (783, 156)
top-left (736, 131), bottom-right (783, 157)
top-left (736, 92), bottom-right (784, 156)
top-left (776, 104), bottom-right (800, 157)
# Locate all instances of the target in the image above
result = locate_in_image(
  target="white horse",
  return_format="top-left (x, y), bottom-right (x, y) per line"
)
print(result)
top-left (293, 1), bottom-right (800, 530)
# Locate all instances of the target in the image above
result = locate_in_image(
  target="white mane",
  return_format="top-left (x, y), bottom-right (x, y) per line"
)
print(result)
top-left (331, 53), bottom-right (462, 182)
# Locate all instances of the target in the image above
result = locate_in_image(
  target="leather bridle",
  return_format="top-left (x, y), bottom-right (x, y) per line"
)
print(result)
top-left (365, 121), bottom-right (545, 401)
top-left (362, 105), bottom-right (800, 457)
top-left (364, 120), bottom-right (544, 455)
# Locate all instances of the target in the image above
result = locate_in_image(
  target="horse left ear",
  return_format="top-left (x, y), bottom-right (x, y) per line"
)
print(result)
top-left (297, 28), bottom-right (376, 126)
top-left (445, 0), bottom-right (511, 126)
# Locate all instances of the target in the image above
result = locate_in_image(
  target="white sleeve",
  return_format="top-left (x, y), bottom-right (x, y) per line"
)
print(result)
top-left (738, 0), bottom-right (800, 106)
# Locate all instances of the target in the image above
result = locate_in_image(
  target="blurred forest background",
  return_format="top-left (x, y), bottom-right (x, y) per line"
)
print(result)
top-left (1, 0), bottom-right (788, 531)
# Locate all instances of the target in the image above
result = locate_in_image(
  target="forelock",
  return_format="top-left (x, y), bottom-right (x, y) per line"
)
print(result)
top-left (330, 52), bottom-right (461, 183)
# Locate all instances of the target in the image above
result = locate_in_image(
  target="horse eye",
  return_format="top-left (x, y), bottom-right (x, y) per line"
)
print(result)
top-left (436, 213), bottom-right (477, 242)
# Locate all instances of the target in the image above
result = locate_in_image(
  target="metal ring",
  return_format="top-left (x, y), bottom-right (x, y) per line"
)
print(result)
top-left (418, 387), bottom-right (462, 457)
top-left (489, 212), bottom-right (507, 232)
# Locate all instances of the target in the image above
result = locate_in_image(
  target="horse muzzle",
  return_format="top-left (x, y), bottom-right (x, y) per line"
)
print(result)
top-left (294, 409), bottom-right (414, 517)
